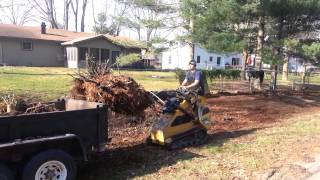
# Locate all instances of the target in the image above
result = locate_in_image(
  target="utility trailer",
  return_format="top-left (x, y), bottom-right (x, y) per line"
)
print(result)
top-left (0, 99), bottom-right (108, 180)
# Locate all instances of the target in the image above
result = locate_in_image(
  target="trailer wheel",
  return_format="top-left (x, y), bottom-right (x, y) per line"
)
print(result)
top-left (0, 164), bottom-right (14, 180)
top-left (22, 149), bottom-right (77, 180)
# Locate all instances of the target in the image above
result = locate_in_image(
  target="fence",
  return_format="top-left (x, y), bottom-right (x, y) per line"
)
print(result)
top-left (207, 69), bottom-right (320, 93)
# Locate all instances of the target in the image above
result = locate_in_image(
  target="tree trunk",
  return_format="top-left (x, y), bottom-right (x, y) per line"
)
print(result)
top-left (282, 54), bottom-right (289, 81)
top-left (137, 28), bottom-right (141, 41)
top-left (71, 0), bottom-right (79, 31)
top-left (189, 13), bottom-right (195, 61)
top-left (80, 0), bottom-right (88, 32)
top-left (272, 17), bottom-right (285, 92)
top-left (302, 64), bottom-right (307, 86)
top-left (64, 0), bottom-right (71, 30)
top-left (256, 16), bottom-right (265, 70)
top-left (49, 0), bottom-right (58, 29)
top-left (188, 43), bottom-right (194, 62)
top-left (146, 29), bottom-right (152, 42)
top-left (116, 25), bottom-right (121, 36)
top-left (241, 48), bottom-right (248, 80)
top-left (75, 13), bottom-right (78, 31)
top-left (271, 65), bottom-right (278, 92)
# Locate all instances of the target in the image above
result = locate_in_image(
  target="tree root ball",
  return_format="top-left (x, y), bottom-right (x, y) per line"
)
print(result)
top-left (70, 74), bottom-right (153, 115)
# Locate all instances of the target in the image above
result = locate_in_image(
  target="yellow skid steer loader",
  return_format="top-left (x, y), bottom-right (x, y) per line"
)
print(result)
top-left (148, 88), bottom-right (212, 149)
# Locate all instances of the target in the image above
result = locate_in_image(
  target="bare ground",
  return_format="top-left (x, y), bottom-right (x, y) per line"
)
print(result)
top-left (78, 91), bottom-right (320, 180)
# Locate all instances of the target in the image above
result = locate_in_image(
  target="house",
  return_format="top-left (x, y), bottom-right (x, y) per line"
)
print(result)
top-left (161, 42), bottom-right (243, 70)
top-left (0, 23), bottom-right (145, 68)
top-left (246, 54), bottom-right (316, 73)
top-left (142, 52), bottom-right (161, 69)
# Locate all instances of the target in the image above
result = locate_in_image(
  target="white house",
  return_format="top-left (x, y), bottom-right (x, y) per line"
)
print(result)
top-left (161, 42), bottom-right (243, 70)
top-left (288, 57), bottom-right (317, 73)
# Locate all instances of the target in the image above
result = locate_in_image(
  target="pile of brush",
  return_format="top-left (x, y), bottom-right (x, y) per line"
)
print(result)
top-left (0, 94), bottom-right (62, 116)
top-left (69, 57), bottom-right (153, 115)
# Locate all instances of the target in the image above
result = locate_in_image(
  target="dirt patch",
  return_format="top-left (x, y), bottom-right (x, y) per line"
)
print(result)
top-left (78, 92), bottom-right (320, 179)
top-left (253, 164), bottom-right (311, 180)
top-left (208, 92), bottom-right (320, 134)
top-left (105, 92), bottom-right (320, 150)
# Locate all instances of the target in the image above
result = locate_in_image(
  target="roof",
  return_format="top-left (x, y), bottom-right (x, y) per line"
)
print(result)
top-left (62, 34), bottom-right (146, 49)
top-left (0, 24), bottom-right (92, 42)
top-left (0, 24), bottom-right (146, 49)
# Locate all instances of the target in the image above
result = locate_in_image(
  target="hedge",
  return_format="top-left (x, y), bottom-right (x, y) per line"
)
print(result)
top-left (175, 69), bottom-right (241, 83)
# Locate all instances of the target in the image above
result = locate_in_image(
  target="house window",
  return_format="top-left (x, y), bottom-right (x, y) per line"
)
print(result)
top-left (217, 57), bottom-right (221, 66)
top-left (232, 58), bottom-right (240, 66)
top-left (209, 56), bottom-right (213, 62)
top-left (21, 41), bottom-right (33, 51)
top-left (111, 51), bottom-right (120, 64)
top-left (78, 47), bottom-right (88, 61)
top-left (197, 56), bottom-right (200, 63)
top-left (90, 48), bottom-right (99, 61)
top-left (101, 49), bottom-right (110, 62)
top-left (169, 56), bottom-right (171, 64)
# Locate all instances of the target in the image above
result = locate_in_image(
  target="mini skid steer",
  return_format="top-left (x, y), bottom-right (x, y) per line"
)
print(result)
top-left (148, 88), bottom-right (212, 149)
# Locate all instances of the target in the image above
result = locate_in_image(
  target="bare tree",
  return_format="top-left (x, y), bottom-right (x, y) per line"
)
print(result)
top-left (118, 0), bottom-right (177, 42)
top-left (92, 0), bottom-right (129, 36)
top-left (71, 0), bottom-right (79, 31)
top-left (1, 0), bottom-right (34, 25)
top-left (29, 0), bottom-right (59, 28)
top-left (63, 0), bottom-right (72, 30)
top-left (91, 0), bottom-right (97, 26)
top-left (80, 0), bottom-right (88, 32)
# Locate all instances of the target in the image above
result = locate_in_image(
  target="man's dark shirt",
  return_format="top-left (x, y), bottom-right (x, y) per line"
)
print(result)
top-left (184, 70), bottom-right (205, 95)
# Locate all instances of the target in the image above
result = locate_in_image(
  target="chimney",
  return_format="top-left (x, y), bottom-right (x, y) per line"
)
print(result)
top-left (41, 22), bottom-right (46, 34)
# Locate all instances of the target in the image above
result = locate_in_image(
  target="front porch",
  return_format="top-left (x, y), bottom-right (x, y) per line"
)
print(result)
top-left (65, 46), bottom-right (120, 68)
top-left (62, 35), bottom-right (142, 68)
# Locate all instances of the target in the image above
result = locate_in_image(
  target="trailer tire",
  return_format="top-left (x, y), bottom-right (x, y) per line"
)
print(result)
top-left (22, 149), bottom-right (77, 180)
top-left (0, 164), bottom-right (14, 180)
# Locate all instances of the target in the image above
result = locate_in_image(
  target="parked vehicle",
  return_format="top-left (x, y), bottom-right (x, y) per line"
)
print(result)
top-left (0, 99), bottom-right (108, 180)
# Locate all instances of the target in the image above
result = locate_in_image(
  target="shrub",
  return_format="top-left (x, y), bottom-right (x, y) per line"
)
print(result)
top-left (175, 69), bottom-right (241, 84)
top-left (205, 69), bottom-right (241, 81)
top-left (175, 68), bottom-right (186, 84)
top-left (116, 53), bottom-right (141, 66)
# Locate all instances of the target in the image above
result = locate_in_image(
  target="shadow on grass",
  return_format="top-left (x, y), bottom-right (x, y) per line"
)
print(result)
top-left (78, 128), bottom-right (260, 180)
top-left (274, 91), bottom-right (320, 108)
top-left (202, 128), bottom-right (260, 152)
top-left (78, 143), bottom-right (203, 180)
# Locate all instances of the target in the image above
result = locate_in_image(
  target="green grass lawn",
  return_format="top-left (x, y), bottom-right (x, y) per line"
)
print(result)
top-left (1, 67), bottom-right (319, 101)
top-left (142, 113), bottom-right (320, 179)
top-left (0, 67), bottom-right (178, 100)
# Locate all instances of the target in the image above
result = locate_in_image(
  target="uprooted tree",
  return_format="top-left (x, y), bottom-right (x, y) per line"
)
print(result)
top-left (69, 56), bottom-right (153, 115)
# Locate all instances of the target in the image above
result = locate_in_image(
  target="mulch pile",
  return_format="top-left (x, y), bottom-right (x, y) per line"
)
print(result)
top-left (69, 66), bottom-right (153, 116)
top-left (107, 103), bottom-right (162, 149)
